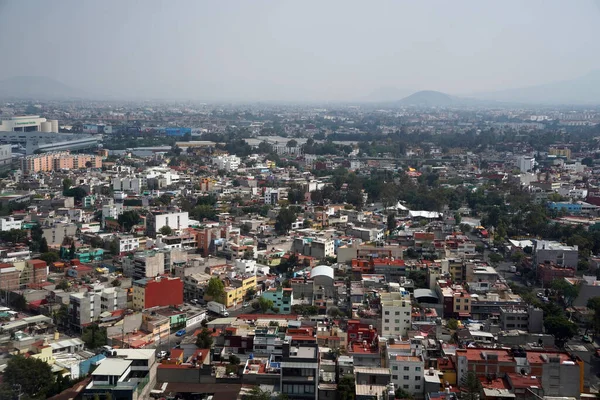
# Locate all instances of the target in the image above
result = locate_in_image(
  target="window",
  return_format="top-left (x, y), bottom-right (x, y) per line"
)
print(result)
top-left (403, 375), bottom-right (409, 380)
top-left (464, 306), bottom-right (468, 310)
top-left (403, 385), bottom-right (409, 389)
top-left (395, 319), bottom-right (399, 324)
top-left (385, 319), bottom-right (389, 323)
top-left (395, 311), bottom-right (400, 315)
top-left (404, 366), bottom-right (409, 371)
top-left (393, 375), bottom-right (398, 380)
top-left (415, 376), bottom-right (421, 381)
top-left (392, 366), bottom-right (398, 371)
top-left (395, 327), bottom-right (400, 331)
top-left (415, 385), bottom-right (421, 390)
top-left (415, 367), bottom-right (421, 371)
top-left (385, 311), bottom-right (390, 315)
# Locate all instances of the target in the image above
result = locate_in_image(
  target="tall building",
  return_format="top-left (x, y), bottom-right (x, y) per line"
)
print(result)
top-left (280, 343), bottom-right (319, 400)
top-left (212, 154), bottom-right (240, 171)
top-left (380, 289), bottom-right (412, 339)
top-left (517, 155), bottom-right (535, 173)
top-left (132, 276), bottom-right (183, 310)
top-left (21, 152), bottom-right (102, 173)
top-left (146, 211), bottom-right (189, 238)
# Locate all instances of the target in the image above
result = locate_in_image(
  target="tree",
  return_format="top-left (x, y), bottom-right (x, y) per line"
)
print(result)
top-left (395, 387), bottom-right (414, 399)
top-left (488, 252), bottom-right (504, 265)
top-left (111, 279), bottom-right (121, 287)
top-left (461, 371), bottom-right (481, 400)
top-left (544, 315), bottom-right (578, 346)
top-left (454, 212), bottom-right (462, 225)
top-left (337, 375), bottom-right (356, 400)
top-left (110, 238), bottom-right (120, 255)
top-left (550, 279), bottom-right (579, 307)
top-left (2, 355), bottom-right (54, 398)
top-left (90, 236), bottom-right (104, 249)
top-left (245, 287), bottom-right (256, 300)
top-left (195, 328), bottom-right (214, 348)
top-left (245, 386), bottom-right (272, 400)
top-left (69, 242), bottom-right (76, 260)
top-left (118, 210), bottom-right (141, 232)
top-left (447, 318), bottom-right (459, 330)
top-left (587, 297), bottom-right (600, 333)
top-left (39, 237), bottom-right (49, 253)
top-left (159, 225), bottom-right (173, 236)
top-left (64, 187), bottom-right (88, 202)
top-left (286, 139), bottom-right (298, 148)
top-left (206, 277), bottom-right (226, 303)
top-left (56, 279), bottom-right (70, 291)
top-left (275, 207), bottom-right (296, 235)
top-left (62, 178), bottom-right (73, 192)
top-left (229, 354), bottom-right (240, 365)
top-left (81, 324), bottom-right (107, 349)
top-left (39, 251), bottom-right (59, 264)
top-left (0, 228), bottom-right (28, 244)
top-left (387, 213), bottom-right (396, 235)
top-left (258, 297), bottom-right (274, 313)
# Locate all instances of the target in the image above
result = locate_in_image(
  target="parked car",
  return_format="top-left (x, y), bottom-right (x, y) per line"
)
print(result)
top-left (243, 302), bottom-right (250, 308)
top-left (157, 350), bottom-right (168, 358)
top-left (583, 335), bottom-right (592, 343)
top-left (175, 329), bottom-right (186, 337)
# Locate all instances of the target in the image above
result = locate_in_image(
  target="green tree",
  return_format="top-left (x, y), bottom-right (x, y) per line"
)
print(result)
top-left (395, 387), bottom-right (414, 399)
top-left (447, 318), bottom-right (459, 330)
top-left (454, 212), bottom-right (462, 225)
top-left (56, 279), bottom-right (70, 291)
top-left (111, 279), bottom-right (121, 287)
top-left (338, 375), bottom-right (356, 400)
top-left (190, 204), bottom-right (217, 221)
top-left (245, 287), bottom-right (256, 300)
top-left (62, 178), bottom-right (73, 192)
top-left (118, 210), bottom-right (141, 232)
top-left (69, 242), bottom-right (76, 260)
top-left (275, 207), bottom-right (297, 235)
top-left (90, 236), bottom-right (104, 249)
top-left (488, 252), bottom-right (504, 264)
top-left (109, 238), bottom-right (120, 255)
top-left (229, 354), bottom-right (240, 365)
top-left (81, 324), bottom-right (107, 349)
top-left (195, 328), bottom-right (214, 348)
top-left (39, 251), bottom-right (59, 264)
top-left (206, 277), bottom-right (226, 303)
top-left (159, 225), bottom-right (173, 236)
top-left (461, 371), bottom-right (481, 400)
top-left (551, 279), bottom-right (579, 307)
top-left (257, 297), bottom-right (274, 313)
top-left (2, 355), bottom-right (54, 398)
top-left (587, 297), bottom-right (600, 333)
top-left (544, 315), bottom-right (578, 346)
top-left (0, 228), bottom-right (28, 243)
top-left (39, 237), bottom-right (49, 253)
top-left (387, 213), bottom-right (396, 235)
top-left (245, 386), bottom-right (272, 400)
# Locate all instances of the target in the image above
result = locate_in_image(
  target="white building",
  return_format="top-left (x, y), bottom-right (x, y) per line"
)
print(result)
top-left (0, 115), bottom-right (58, 133)
top-left (380, 289), bottom-right (412, 338)
top-left (389, 354), bottom-right (425, 396)
top-left (0, 217), bottom-right (22, 231)
top-left (264, 188), bottom-right (280, 205)
top-left (101, 201), bottom-right (124, 228)
top-left (517, 156), bottom-right (536, 173)
top-left (235, 259), bottom-right (257, 275)
top-left (116, 235), bottom-right (140, 253)
top-left (112, 177), bottom-right (142, 194)
top-left (212, 155), bottom-right (240, 172)
top-left (146, 211), bottom-right (189, 237)
top-left (0, 145), bottom-right (12, 166)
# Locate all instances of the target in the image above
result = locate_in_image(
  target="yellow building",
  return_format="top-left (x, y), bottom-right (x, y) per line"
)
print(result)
top-left (223, 275), bottom-right (257, 307)
top-left (549, 147), bottom-right (572, 160)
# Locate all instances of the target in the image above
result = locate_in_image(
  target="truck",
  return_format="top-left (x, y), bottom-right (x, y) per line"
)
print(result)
top-left (207, 301), bottom-right (229, 317)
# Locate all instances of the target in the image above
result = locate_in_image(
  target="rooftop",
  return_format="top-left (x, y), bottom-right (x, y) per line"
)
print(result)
top-left (92, 358), bottom-right (132, 376)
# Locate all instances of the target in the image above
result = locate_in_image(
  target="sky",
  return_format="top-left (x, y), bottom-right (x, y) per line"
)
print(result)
top-left (1, 0), bottom-right (600, 102)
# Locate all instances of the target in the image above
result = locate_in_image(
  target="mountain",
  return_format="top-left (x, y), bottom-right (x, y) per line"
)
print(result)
top-left (396, 90), bottom-right (454, 106)
top-left (475, 70), bottom-right (600, 105)
top-left (0, 76), bottom-right (85, 100)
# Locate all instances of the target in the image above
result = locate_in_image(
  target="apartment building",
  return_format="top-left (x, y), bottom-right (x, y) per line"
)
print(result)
top-left (21, 152), bottom-right (102, 173)
top-left (292, 237), bottom-right (335, 260)
top-left (499, 305), bottom-right (544, 333)
top-left (261, 287), bottom-right (293, 314)
top-left (389, 354), bottom-right (425, 397)
top-left (69, 286), bottom-right (127, 330)
top-left (0, 217), bottom-right (22, 231)
top-left (132, 276), bottom-right (183, 310)
top-left (146, 211), bottom-right (189, 238)
top-left (280, 343), bottom-right (319, 400)
top-left (112, 176), bottom-right (142, 194)
top-left (380, 289), bottom-right (412, 339)
top-left (122, 250), bottom-right (165, 281)
top-left (42, 222), bottom-right (78, 246)
top-left (212, 154), bottom-right (240, 171)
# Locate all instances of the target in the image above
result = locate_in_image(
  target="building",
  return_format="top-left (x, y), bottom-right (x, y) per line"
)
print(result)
top-left (123, 251), bottom-right (165, 281)
top-left (499, 305), bottom-right (543, 333)
top-left (0, 217), bottom-right (22, 231)
top-left (292, 237), bottom-right (335, 260)
top-left (549, 147), bottom-right (572, 160)
top-left (0, 144), bottom-right (12, 166)
top-left (21, 152), bottom-right (102, 173)
top-left (234, 258), bottom-right (257, 275)
top-left (146, 211), bottom-right (189, 238)
top-left (132, 276), bottom-right (183, 310)
top-left (261, 287), bottom-right (293, 314)
top-left (280, 342), bottom-right (319, 400)
top-left (112, 176), bottom-right (142, 194)
top-left (69, 286), bottom-right (127, 330)
top-left (537, 262), bottom-right (575, 285)
top-left (115, 235), bottom-right (140, 254)
top-left (389, 354), bottom-right (425, 397)
top-left (517, 156), bottom-right (535, 173)
top-left (223, 275), bottom-right (257, 308)
top-left (212, 154), bottom-right (240, 171)
top-left (0, 115), bottom-right (58, 132)
top-left (534, 240), bottom-right (578, 269)
top-left (42, 222), bottom-right (78, 246)
top-left (380, 289), bottom-right (412, 338)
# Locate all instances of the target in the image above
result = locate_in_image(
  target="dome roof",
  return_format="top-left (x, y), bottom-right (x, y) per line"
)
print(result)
top-left (310, 265), bottom-right (334, 280)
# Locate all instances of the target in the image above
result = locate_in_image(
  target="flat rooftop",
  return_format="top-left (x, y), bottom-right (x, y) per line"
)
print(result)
top-left (92, 358), bottom-right (132, 376)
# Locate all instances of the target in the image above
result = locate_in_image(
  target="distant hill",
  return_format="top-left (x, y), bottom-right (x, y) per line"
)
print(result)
top-left (0, 76), bottom-right (85, 100)
top-left (396, 90), bottom-right (454, 106)
top-left (475, 70), bottom-right (600, 105)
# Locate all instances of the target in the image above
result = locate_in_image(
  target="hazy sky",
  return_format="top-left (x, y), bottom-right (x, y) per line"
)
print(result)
top-left (1, 0), bottom-right (600, 101)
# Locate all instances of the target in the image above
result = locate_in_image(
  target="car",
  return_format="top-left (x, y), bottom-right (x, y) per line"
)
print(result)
top-left (583, 335), bottom-right (593, 343)
top-left (157, 350), bottom-right (168, 358)
top-left (190, 299), bottom-right (198, 304)
top-left (175, 329), bottom-right (186, 337)
top-left (243, 302), bottom-right (250, 308)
